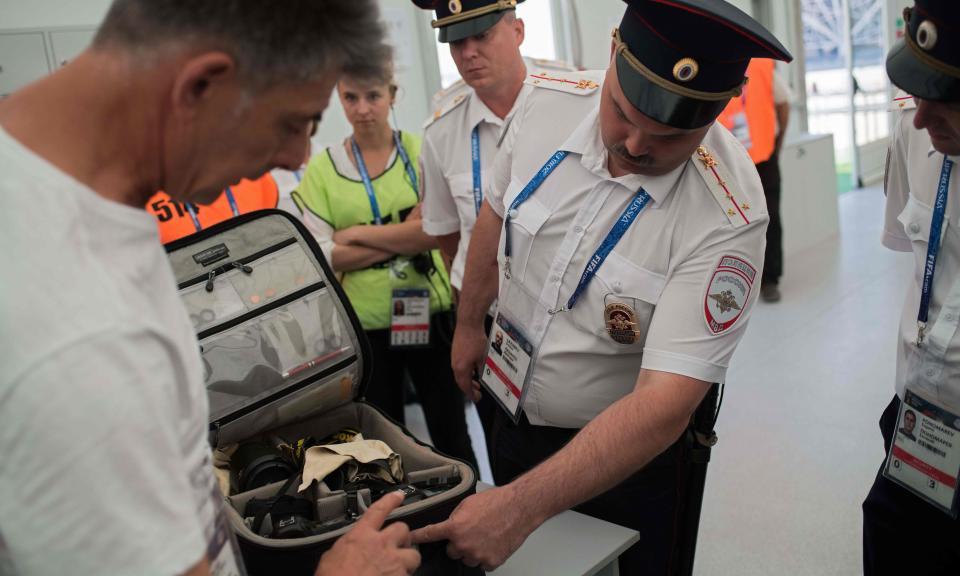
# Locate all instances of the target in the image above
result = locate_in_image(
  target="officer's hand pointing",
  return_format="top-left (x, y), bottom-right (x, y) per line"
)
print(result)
top-left (451, 324), bottom-right (486, 401)
top-left (410, 486), bottom-right (539, 571)
top-left (315, 491), bottom-right (420, 576)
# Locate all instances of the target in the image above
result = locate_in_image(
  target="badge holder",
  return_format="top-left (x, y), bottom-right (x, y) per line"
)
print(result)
top-left (480, 310), bottom-right (535, 425)
top-left (389, 260), bottom-right (431, 348)
top-left (882, 388), bottom-right (960, 518)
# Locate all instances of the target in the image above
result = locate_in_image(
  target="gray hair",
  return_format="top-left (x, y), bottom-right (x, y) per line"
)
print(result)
top-left (94, 0), bottom-right (391, 88)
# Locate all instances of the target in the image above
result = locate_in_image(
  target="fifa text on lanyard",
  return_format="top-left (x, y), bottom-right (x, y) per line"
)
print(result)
top-left (503, 150), bottom-right (652, 311)
top-left (917, 155), bottom-right (955, 347)
top-left (186, 186), bottom-right (239, 232)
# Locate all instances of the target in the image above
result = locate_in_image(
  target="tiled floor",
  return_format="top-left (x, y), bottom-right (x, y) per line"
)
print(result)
top-left (405, 185), bottom-right (912, 575)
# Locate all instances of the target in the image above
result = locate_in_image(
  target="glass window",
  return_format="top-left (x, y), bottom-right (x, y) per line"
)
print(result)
top-left (434, 1), bottom-right (557, 88)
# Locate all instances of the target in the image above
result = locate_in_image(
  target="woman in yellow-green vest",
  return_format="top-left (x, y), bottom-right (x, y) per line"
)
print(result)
top-left (293, 56), bottom-right (476, 468)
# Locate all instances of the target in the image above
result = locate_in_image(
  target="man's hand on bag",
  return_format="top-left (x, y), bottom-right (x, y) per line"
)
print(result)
top-left (410, 485), bottom-right (539, 571)
top-left (451, 324), bottom-right (486, 401)
top-left (315, 491), bottom-right (420, 576)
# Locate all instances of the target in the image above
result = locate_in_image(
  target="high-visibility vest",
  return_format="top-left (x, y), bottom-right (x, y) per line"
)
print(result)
top-left (292, 131), bottom-right (452, 331)
top-left (718, 59), bottom-right (777, 164)
top-left (147, 174), bottom-right (279, 244)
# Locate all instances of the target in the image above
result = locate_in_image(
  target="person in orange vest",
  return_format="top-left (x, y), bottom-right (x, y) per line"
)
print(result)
top-left (146, 174), bottom-right (280, 244)
top-left (719, 59), bottom-right (792, 302)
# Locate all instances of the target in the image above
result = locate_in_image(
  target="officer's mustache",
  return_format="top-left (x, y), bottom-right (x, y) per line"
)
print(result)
top-left (610, 143), bottom-right (654, 167)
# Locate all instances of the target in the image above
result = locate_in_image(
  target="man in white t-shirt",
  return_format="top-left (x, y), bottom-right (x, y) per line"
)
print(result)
top-left (0, 1), bottom-right (419, 575)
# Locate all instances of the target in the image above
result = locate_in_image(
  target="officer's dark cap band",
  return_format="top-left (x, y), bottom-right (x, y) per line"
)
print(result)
top-left (615, 52), bottom-right (731, 130)
top-left (438, 11), bottom-right (506, 43)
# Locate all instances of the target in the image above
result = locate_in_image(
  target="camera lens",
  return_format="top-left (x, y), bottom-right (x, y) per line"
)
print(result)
top-left (232, 441), bottom-right (296, 493)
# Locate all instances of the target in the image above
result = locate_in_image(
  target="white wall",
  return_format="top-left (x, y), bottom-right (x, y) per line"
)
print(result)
top-left (0, 0), bottom-right (113, 28)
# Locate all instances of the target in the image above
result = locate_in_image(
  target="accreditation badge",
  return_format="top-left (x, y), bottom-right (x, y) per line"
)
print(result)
top-left (390, 288), bottom-right (430, 347)
top-left (480, 311), bottom-right (534, 424)
top-left (882, 388), bottom-right (960, 518)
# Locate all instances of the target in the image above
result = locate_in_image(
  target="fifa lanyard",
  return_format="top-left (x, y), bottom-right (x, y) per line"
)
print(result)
top-left (917, 155), bottom-right (956, 346)
top-left (186, 186), bottom-right (239, 233)
top-left (504, 151), bottom-right (652, 311)
top-left (352, 131), bottom-right (419, 226)
top-left (471, 125), bottom-right (483, 215)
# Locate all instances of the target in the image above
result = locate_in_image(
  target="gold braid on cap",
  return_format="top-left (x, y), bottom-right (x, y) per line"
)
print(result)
top-left (612, 28), bottom-right (744, 101)
top-left (903, 9), bottom-right (960, 79)
top-left (432, 0), bottom-right (517, 28)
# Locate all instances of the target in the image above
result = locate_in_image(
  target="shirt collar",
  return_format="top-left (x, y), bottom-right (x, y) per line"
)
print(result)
top-left (558, 107), bottom-right (685, 206)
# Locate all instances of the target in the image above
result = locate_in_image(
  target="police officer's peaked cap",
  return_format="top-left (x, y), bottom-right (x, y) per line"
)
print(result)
top-left (412, 0), bottom-right (525, 43)
top-left (886, 1), bottom-right (960, 102)
top-left (615, 0), bottom-right (792, 129)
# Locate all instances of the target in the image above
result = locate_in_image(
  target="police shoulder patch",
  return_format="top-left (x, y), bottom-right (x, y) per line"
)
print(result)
top-left (704, 255), bottom-right (756, 335)
top-left (524, 70), bottom-right (601, 95)
top-left (692, 145), bottom-right (752, 228)
top-left (424, 80), bottom-right (471, 129)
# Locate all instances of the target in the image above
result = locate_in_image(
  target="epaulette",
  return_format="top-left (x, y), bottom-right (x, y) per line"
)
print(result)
top-left (527, 57), bottom-right (578, 73)
top-left (692, 145), bottom-right (752, 229)
top-left (524, 70), bottom-right (601, 95)
top-left (891, 89), bottom-right (917, 111)
top-left (424, 80), bottom-right (471, 129)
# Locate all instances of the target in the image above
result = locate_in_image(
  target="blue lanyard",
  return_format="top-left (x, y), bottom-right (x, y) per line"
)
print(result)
top-left (393, 131), bottom-right (420, 198)
top-left (186, 186), bottom-right (239, 233)
top-left (351, 137), bottom-right (384, 225)
top-left (917, 155), bottom-right (955, 346)
top-left (471, 126), bottom-right (482, 215)
top-left (504, 151), bottom-right (651, 311)
top-left (352, 132), bottom-right (419, 225)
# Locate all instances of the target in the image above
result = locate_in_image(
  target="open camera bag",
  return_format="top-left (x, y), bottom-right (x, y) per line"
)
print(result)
top-left (165, 209), bottom-right (479, 576)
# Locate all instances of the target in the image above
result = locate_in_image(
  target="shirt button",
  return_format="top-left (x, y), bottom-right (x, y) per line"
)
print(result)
top-left (551, 275), bottom-right (561, 284)
top-left (909, 222), bottom-right (921, 234)
top-left (574, 226), bottom-right (584, 234)
top-left (927, 369), bottom-right (936, 378)
top-left (508, 209), bottom-right (519, 219)
top-left (613, 283), bottom-right (623, 294)
top-left (946, 313), bottom-right (955, 321)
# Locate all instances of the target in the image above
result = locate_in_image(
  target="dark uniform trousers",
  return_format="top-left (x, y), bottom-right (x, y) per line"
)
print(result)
top-left (755, 151), bottom-right (782, 284)
top-left (863, 396), bottom-right (960, 575)
top-left (491, 409), bottom-right (686, 575)
top-left (363, 311), bottom-right (478, 470)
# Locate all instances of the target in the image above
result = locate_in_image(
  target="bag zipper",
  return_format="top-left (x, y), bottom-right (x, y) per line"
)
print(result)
top-left (197, 280), bottom-right (326, 341)
top-left (178, 236), bottom-right (299, 291)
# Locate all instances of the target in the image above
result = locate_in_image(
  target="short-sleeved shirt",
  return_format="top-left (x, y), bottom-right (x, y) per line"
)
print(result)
top-left (420, 58), bottom-right (576, 289)
top-left (0, 127), bottom-right (238, 575)
top-left (485, 71), bottom-right (768, 428)
top-left (883, 109), bottom-right (960, 407)
top-left (293, 131), bottom-right (452, 331)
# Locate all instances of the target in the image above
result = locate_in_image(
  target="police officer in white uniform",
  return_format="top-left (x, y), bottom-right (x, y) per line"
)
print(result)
top-left (410, 1), bottom-right (791, 573)
top-left (865, 2), bottom-right (960, 573)
top-left (413, 0), bottom-right (575, 481)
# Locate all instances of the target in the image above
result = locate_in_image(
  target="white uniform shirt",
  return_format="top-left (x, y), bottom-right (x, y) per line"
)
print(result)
top-left (485, 71), bottom-right (769, 428)
top-left (883, 109), bottom-right (960, 408)
top-left (421, 58), bottom-right (575, 289)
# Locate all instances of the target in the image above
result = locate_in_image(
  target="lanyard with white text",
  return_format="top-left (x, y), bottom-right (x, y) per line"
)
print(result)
top-left (393, 130), bottom-right (420, 199)
top-left (503, 151), bottom-right (652, 311)
top-left (472, 126), bottom-right (482, 215)
top-left (352, 137), bottom-right (384, 225)
top-left (186, 186), bottom-right (239, 233)
top-left (918, 155), bottom-right (956, 346)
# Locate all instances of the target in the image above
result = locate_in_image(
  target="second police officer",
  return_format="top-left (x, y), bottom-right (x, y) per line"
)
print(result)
top-left (413, 0), bottom-right (575, 481)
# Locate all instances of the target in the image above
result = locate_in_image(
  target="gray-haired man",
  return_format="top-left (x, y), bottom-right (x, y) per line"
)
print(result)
top-left (0, 1), bottom-right (418, 575)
